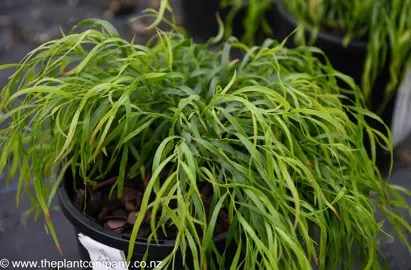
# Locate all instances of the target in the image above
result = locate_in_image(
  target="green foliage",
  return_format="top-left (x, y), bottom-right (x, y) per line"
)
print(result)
top-left (282, 0), bottom-right (411, 112)
top-left (220, 0), bottom-right (274, 44)
top-left (1, 6), bottom-right (411, 270)
top-left (223, 0), bottom-right (411, 111)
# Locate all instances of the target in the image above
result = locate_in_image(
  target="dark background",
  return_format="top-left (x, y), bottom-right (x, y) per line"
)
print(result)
top-left (0, 0), bottom-right (410, 269)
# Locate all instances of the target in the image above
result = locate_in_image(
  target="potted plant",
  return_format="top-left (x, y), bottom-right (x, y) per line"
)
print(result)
top-left (181, 0), bottom-right (273, 44)
top-left (270, 0), bottom-right (411, 167)
top-left (1, 3), bottom-right (411, 269)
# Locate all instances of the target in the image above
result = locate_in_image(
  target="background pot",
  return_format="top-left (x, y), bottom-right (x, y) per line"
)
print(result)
top-left (181, 0), bottom-right (254, 43)
top-left (271, 1), bottom-right (400, 171)
top-left (58, 173), bottom-right (233, 269)
top-left (181, 0), bottom-right (243, 42)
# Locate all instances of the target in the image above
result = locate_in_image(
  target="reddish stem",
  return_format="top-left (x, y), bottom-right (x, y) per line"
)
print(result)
top-left (92, 176), bottom-right (118, 191)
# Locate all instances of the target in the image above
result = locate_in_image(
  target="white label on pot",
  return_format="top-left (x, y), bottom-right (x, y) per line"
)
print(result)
top-left (392, 66), bottom-right (411, 146)
top-left (78, 233), bottom-right (128, 270)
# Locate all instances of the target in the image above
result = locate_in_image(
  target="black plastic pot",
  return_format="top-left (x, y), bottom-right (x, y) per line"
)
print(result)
top-left (181, 0), bottom-right (246, 43)
top-left (58, 174), bottom-right (233, 269)
top-left (271, 1), bottom-right (399, 170)
top-left (181, 0), bottom-right (277, 45)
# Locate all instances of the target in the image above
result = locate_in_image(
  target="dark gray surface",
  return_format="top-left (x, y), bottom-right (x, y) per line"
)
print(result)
top-left (0, 0), bottom-right (411, 269)
top-left (375, 164), bottom-right (411, 270)
top-left (0, 191), bottom-right (80, 269)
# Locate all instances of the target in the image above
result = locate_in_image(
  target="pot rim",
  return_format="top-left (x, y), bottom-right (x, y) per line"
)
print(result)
top-left (57, 175), bottom-right (229, 248)
top-left (275, 0), bottom-right (368, 50)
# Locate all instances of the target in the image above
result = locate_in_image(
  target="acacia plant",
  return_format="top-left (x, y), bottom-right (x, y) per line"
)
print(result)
top-left (1, 4), bottom-right (411, 270)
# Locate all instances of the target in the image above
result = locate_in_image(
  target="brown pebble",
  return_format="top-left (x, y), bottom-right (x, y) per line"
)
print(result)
top-left (127, 212), bottom-right (138, 225)
top-left (105, 219), bottom-right (127, 230)
top-left (105, 215), bottom-right (127, 221)
top-left (114, 227), bottom-right (124, 233)
top-left (119, 187), bottom-right (138, 201)
top-left (98, 207), bottom-right (110, 222)
top-left (125, 200), bottom-right (137, 212)
top-left (111, 208), bottom-right (128, 217)
top-left (104, 208), bottom-right (128, 221)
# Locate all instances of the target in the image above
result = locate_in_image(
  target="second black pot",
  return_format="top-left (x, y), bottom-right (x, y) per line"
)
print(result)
top-left (271, 1), bottom-right (399, 171)
top-left (181, 0), bottom-right (246, 43)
